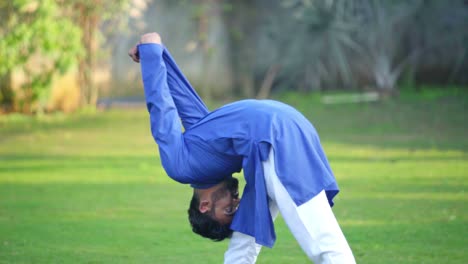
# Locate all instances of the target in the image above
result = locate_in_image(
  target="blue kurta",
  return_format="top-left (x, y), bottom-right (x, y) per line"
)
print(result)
top-left (139, 43), bottom-right (339, 248)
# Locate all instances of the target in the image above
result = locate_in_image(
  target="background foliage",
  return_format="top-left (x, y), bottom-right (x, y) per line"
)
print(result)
top-left (1, 0), bottom-right (467, 113)
top-left (0, 0), bottom-right (82, 113)
top-left (0, 0), bottom-right (149, 113)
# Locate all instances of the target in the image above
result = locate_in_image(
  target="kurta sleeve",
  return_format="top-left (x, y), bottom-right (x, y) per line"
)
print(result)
top-left (162, 48), bottom-right (210, 130)
top-left (139, 43), bottom-right (191, 183)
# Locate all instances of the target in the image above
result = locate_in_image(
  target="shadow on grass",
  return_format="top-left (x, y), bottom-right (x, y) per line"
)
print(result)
top-left (0, 154), bottom-right (159, 172)
top-left (0, 153), bottom-right (466, 176)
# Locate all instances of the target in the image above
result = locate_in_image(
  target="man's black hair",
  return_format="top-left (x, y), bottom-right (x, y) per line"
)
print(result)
top-left (187, 178), bottom-right (238, 241)
top-left (188, 193), bottom-right (233, 241)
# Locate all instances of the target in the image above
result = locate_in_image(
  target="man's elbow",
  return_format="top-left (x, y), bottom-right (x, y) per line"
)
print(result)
top-left (161, 158), bottom-right (191, 184)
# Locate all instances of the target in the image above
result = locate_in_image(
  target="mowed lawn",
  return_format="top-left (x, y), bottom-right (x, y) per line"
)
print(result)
top-left (0, 91), bottom-right (467, 263)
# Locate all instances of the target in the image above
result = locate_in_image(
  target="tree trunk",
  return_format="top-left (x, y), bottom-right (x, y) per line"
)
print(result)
top-left (222, 1), bottom-right (257, 98)
top-left (257, 64), bottom-right (281, 99)
top-left (194, 0), bottom-right (212, 100)
top-left (76, 3), bottom-right (99, 107)
top-left (0, 72), bottom-right (14, 113)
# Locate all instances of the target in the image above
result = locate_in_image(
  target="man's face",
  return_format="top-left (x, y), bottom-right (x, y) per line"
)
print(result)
top-left (210, 177), bottom-right (240, 225)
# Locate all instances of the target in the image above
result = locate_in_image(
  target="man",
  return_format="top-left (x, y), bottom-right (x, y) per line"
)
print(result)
top-left (129, 32), bottom-right (356, 263)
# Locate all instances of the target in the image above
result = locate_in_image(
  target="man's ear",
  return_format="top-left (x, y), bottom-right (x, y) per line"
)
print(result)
top-left (199, 199), bottom-right (211, 214)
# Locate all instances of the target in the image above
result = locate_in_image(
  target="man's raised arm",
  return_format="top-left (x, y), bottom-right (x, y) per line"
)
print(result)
top-left (134, 33), bottom-right (191, 183)
top-left (129, 33), bottom-right (210, 130)
top-left (163, 48), bottom-right (209, 130)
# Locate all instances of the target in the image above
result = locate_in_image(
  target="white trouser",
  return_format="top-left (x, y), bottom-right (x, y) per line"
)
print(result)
top-left (224, 149), bottom-right (356, 264)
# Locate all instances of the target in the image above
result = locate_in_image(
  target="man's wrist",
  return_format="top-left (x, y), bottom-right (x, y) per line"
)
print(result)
top-left (138, 43), bottom-right (164, 61)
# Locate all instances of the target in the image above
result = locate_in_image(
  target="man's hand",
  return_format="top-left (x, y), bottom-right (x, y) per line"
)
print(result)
top-left (128, 32), bottom-right (162, 63)
top-left (140, 32), bottom-right (162, 44)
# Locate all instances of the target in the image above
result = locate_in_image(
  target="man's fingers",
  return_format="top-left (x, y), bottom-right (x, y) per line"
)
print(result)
top-left (140, 32), bottom-right (162, 44)
top-left (129, 33), bottom-right (162, 62)
top-left (128, 45), bottom-right (140, 63)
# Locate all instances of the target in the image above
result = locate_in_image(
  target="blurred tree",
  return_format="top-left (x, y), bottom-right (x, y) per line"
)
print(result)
top-left (0, 0), bottom-right (82, 113)
top-left (222, 0), bottom-right (296, 98)
top-left (355, 0), bottom-right (468, 94)
top-left (191, 0), bottom-right (216, 100)
top-left (260, 0), bottom-right (468, 93)
top-left (65, 0), bottom-right (150, 108)
top-left (408, 0), bottom-right (468, 86)
top-left (355, 0), bottom-right (424, 94)
top-left (0, 72), bottom-right (13, 113)
top-left (271, 0), bottom-right (361, 91)
top-left (222, 0), bottom-right (259, 97)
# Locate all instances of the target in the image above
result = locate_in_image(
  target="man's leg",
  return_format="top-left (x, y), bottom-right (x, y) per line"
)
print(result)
top-left (262, 149), bottom-right (356, 264)
top-left (224, 232), bottom-right (262, 264)
top-left (224, 201), bottom-right (279, 264)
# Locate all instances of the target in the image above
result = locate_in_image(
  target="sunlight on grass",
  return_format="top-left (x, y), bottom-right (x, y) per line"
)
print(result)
top-left (1, 94), bottom-right (467, 263)
top-left (350, 191), bottom-right (467, 201)
top-left (325, 142), bottom-right (467, 159)
top-left (340, 219), bottom-right (387, 227)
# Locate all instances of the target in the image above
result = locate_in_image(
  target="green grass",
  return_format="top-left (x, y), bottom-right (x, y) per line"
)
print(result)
top-left (1, 90), bottom-right (467, 263)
